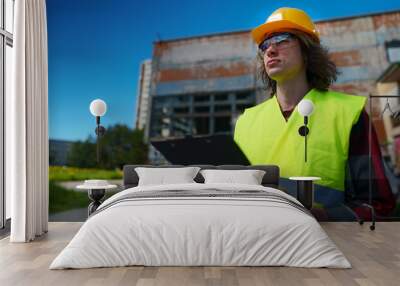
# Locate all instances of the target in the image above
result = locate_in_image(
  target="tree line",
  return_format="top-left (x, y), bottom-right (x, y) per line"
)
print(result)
top-left (62, 124), bottom-right (149, 169)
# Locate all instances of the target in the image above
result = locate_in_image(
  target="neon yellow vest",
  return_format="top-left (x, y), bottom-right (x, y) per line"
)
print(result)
top-left (234, 88), bottom-right (366, 192)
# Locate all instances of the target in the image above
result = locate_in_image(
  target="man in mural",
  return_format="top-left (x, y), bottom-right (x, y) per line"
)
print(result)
top-left (234, 7), bottom-right (395, 219)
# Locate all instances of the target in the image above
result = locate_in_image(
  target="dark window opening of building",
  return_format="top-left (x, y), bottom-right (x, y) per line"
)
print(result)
top-left (194, 95), bottom-right (210, 103)
top-left (174, 107), bottom-right (189, 114)
top-left (215, 94), bottom-right (229, 101)
top-left (176, 96), bottom-right (189, 104)
top-left (236, 104), bottom-right (252, 113)
top-left (215, 116), bottom-right (231, 133)
top-left (215, 105), bottom-right (231, 112)
top-left (194, 106), bottom-right (210, 113)
top-left (154, 98), bottom-right (167, 108)
top-left (193, 117), bottom-right (209, 135)
top-left (236, 92), bottom-right (251, 101)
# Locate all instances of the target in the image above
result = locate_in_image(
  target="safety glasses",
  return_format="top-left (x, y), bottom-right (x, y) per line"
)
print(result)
top-left (258, 32), bottom-right (295, 52)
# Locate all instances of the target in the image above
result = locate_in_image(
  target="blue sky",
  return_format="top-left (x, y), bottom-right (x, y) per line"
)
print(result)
top-left (47, 0), bottom-right (400, 141)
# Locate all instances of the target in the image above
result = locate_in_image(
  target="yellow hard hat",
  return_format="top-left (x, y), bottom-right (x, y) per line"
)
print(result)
top-left (251, 7), bottom-right (319, 45)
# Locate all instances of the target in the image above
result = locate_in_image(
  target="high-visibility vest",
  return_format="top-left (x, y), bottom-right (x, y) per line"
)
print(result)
top-left (234, 88), bottom-right (366, 193)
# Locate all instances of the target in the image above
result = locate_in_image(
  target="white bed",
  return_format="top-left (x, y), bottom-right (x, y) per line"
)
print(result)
top-left (50, 182), bottom-right (351, 269)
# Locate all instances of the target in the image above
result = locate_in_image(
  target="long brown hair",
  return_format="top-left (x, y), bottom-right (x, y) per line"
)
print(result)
top-left (256, 30), bottom-right (338, 96)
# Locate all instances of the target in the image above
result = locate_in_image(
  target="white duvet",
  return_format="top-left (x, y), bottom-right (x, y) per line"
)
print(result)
top-left (50, 183), bottom-right (351, 269)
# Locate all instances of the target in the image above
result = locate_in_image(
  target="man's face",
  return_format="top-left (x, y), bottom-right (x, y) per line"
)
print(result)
top-left (260, 32), bottom-right (305, 83)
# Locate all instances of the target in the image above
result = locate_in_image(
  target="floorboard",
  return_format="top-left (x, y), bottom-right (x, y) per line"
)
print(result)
top-left (0, 222), bottom-right (399, 286)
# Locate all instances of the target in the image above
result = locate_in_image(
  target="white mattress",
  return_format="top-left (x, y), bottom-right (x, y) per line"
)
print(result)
top-left (50, 183), bottom-right (351, 269)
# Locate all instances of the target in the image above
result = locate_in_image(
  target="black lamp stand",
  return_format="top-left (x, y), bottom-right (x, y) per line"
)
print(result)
top-left (95, 116), bottom-right (106, 163)
top-left (298, 116), bottom-right (309, 162)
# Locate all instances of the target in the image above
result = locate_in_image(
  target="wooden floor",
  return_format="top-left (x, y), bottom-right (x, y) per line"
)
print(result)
top-left (0, 222), bottom-right (399, 286)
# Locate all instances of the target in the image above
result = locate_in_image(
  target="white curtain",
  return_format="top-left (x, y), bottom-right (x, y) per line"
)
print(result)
top-left (8, 0), bottom-right (49, 242)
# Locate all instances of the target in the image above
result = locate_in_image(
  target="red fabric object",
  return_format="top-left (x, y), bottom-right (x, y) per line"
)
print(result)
top-left (349, 111), bottom-right (396, 218)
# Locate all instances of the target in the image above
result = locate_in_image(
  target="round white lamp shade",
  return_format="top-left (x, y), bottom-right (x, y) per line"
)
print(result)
top-left (90, 99), bottom-right (107, 117)
top-left (298, 99), bottom-right (314, 116)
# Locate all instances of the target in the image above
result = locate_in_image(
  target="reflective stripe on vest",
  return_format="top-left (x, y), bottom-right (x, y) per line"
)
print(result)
top-left (234, 88), bottom-right (366, 193)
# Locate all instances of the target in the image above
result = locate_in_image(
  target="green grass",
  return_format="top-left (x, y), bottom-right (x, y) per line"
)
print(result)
top-left (49, 166), bottom-right (123, 182)
top-left (49, 180), bottom-right (89, 213)
top-left (49, 180), bottom-right (118, 214)
top-left (49, 166), bottom-right (122, 214)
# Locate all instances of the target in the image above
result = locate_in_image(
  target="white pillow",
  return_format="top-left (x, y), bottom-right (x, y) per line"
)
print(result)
top-left (200, 169), bottom-right (266, 185)
top-left (135, 167), bottom-right (201, 186)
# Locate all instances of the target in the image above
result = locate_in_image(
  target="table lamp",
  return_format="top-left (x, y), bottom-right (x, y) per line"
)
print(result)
top-left (297, 99), bottom-right (314, 162)
top-left (89, 99), bottom-right (107, 163)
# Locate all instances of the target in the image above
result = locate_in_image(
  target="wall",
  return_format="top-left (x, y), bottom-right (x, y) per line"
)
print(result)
top-left (151, 10), bottom-right (400, 98)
